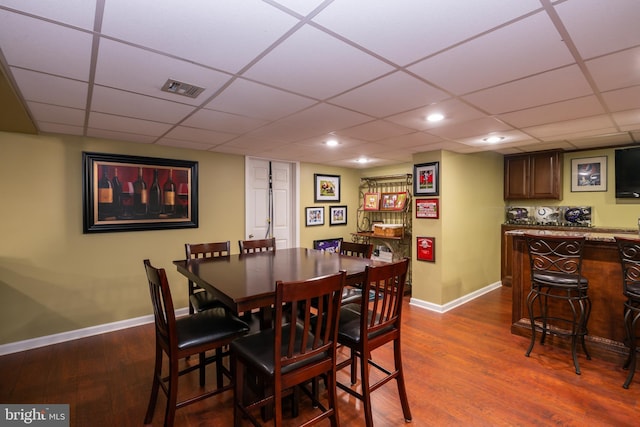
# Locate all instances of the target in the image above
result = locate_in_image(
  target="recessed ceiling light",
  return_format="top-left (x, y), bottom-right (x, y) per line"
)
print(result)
top-left (325, 139), bottom-right (339, 147)
top-left (426, 113), bottom-right (444, 122)
top-left (483, 136), bottom-right (504, 144)
top-left (356, 157), bottom-right (369, 164)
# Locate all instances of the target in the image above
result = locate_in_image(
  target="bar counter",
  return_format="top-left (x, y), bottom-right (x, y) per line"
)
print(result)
top-left (506, 228), bottom-right (640, 363)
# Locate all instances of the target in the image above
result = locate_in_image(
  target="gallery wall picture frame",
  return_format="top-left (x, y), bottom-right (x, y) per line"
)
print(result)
top-left (416, 236), bottom-right (435, 262)
top-left (305, 206), bottom-right (324, 226)
top-left (380, 191), bottom-right (407, 211)
top-left (82, 152), bottom-right (198, 234)
top-left (416, 198), bottom-right (439, 219)
top-left (314, 173), bottom-right (341, 202)
top-left (414, 162), bottom-right (439, 196)
top-left (571, 156), bottom-right (607, 192)
top-left (363, 192), bottom-right (380, 211)
top-left (329, 205), bottom-right (347, 226)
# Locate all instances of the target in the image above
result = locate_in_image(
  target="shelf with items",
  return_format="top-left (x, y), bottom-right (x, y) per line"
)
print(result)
top-left (352, 173), bottom-right (412, 290)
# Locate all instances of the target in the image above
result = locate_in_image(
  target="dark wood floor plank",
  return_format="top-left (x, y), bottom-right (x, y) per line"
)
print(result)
top-left (1, 286), bottom-right (638, 426)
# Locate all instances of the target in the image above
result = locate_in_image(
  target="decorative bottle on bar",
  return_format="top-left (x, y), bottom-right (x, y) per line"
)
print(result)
top-left (133, 167), bottom-right (148, 217)
top-left (148, 168), bottom-right (162, 216)
top-left (163, 168), bottom-right (176, 215)
top-left (111, 167), bottom-right (122, 218)
top-left (97, 165), bottom-right (113, 220)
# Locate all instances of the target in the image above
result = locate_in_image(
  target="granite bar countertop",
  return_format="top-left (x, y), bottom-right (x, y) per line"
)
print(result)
top-left (504, 228), bottom-right (639, 242)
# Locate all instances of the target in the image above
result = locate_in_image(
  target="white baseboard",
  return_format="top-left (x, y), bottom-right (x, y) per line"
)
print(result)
top-left (0, 308), bottom-right (189, 356)
top-left (409, 282), bottom-right (502, 313)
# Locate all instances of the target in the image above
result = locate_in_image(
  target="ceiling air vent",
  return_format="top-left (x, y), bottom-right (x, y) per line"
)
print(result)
top-left (161, 79), bottom-right (205, 98)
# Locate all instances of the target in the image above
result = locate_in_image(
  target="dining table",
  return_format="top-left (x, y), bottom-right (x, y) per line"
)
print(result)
top-left (174, 247), bottom-right (385, 328)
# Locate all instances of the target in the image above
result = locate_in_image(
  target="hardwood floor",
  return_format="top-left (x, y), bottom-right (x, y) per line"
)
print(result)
top-left (1, 286), bottom-right (638, 426)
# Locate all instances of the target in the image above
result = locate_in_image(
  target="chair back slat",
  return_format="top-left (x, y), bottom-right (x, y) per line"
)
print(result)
top-left (340, 241), bottom-right (373, 258)
top-left (185, 241), bottom-right (231, 259)
top-left (361, 259), bottom-right (409, 336)
top-left (239, 238), bottom-right (276, 254)
top-left (275, 271), bottom-right (345, 371)
top-left (143, 259), bottom-right (176, 350)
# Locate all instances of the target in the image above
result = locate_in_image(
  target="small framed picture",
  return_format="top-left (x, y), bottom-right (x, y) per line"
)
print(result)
top-left (414, 162), bottom-right (439, 196)
top-left (314, 174), bottom-right (341, 202)
top-left (329, 205), bottom-right (347, 226)
top-left (305, 206), bottom-right (324, 226)
top-left (571, 156), bottom-right (607, 192)
top-left (416, 198), bottom-right (439, 219)
top-left (417, 237), bottom-right (435, 262)
top-left (363, 192), bottom-right (380, 211)
top-left (380, 192), bottom-right (408, 211)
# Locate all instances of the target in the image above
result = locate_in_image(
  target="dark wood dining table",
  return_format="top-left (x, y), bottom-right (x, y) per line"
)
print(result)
top-left (174, 247), bottom-right (384, 327)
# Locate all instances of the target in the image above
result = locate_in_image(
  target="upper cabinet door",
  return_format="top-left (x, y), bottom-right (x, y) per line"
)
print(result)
top-left (504, 151), bottom-right (562, 200)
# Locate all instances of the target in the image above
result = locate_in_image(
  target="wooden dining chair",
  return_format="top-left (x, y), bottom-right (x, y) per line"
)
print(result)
top-left (336, 258), bottom-right (411, 427)
top-left (142, 259), bottom-right (250, 427)
top-left (185, 241), bottom-right (231, 314)
top-left (230, 270), bottom-right (346, 426)
top-left (239, 237), bottom-right (276, 254)
top-left (339, 241), bottom-right (374, 305)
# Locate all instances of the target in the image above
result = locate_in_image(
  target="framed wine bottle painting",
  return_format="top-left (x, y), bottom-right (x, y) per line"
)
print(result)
top-left (82, 152), bottom-right (198, 233)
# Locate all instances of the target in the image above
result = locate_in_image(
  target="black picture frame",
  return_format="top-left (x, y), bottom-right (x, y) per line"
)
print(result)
top-left (414, 162), bottom-right (439, 196)
top-left (314, 173), bottom-right (341, 202)
top-left (305, 206), bottom-right (324, 226)
top-left (82, 152), bottom-right (198, 233)
top-left (329, 205), bottom-right (347, 226)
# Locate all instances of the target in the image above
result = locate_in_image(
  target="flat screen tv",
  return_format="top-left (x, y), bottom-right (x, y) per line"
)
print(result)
top-left (615, 147), bottom-right (640, 198)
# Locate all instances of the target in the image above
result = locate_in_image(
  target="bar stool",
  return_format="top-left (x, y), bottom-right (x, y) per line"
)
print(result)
top-left (615, 237), bottom-right (640, 389)
top-left (524, 233), bottom-right (591, 374)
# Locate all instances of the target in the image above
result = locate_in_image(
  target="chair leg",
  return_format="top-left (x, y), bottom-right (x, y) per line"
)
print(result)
top-left (360, 349), bottom-right (374, 427)
top-left (326, 370), bottom-right (339, 427)
top-left (216, 347), bottom-right (224, 389)
top-left (394, 338), bottom-right (412, 422)
top-left (199, 352), bottom-right (206, 387)
top-left (165, 357), bottom-right (179, 427)
top-left (144, 344), bottom-right (162, 424)
top-left (350, 348), bottom-right (358, 385)
top-left (623, 308), bottom-right (640, 389)
top-left (233, 356), bottom-right (244, 427)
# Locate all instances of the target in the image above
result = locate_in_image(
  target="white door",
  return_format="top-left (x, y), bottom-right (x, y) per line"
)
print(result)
top-left (245, 157), bottom-right (298, 249)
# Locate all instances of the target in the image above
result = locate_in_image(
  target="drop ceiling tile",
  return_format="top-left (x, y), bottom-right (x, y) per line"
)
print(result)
top-left (427, 117), bottom-right (514, 140)
top-left (91, 86), bottom-right (194, 123)
top-left (27, 102), bottom-right (85, 127)
top-left (86, 128), bottom-right (158, 144)
top-left (88, 112), bottom-right (172, 136)
top-left (336, 119), bottom-right (414, 142)
top-left (329, 71), bottom-right (449, 118)
top-left (0, 11), bottom-right (92, 80)
top-left (204, 79), bottom-right (317, 121)
top-left (612, 109), bottom-right (640, 131)
top-left (524, 115), bottom-right (617, 140)
top-left (94, 39), bottom-right (232, 105)
top-left (586, 47), bottom-right (640, 92)
top-left (11, 68), bottom-right (88, 109)
top-left (313, 0), bottom-right (541, 65)
top-left (0, 0), bottom-right (96, 29)
top-left (100, 0), bottom-right (298, 73)
top-left (164, 126), bottom-right (236, 145)
top-left (376, 132), bottom-right (445, 149)
top-left (462, 65), bottom-right (592, 114)
top-left (155, 138), bottom-right (216, 151)
top-left (409, 12), bottom-right (574, 95)
top-left (277, 103), bottom-right (372, 135)
top-left (497, 96), bottom-right (605, 128)
top-left (39, 122), bottom-right (84, 136)
top-left (602, 86), bottom-right (640, 112)
top-left (243, 25), bottom-right (393, 99)
top-left (270, 0), bottom-right (327, 16)
top-left (182, 109), bottom-right (267, 134)
top-left (566, 132), bottom-right (634, 148)
top-left (385, 99), bottom-right (484, 131)
top-left (555, 0), bottom-right (640, 59)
